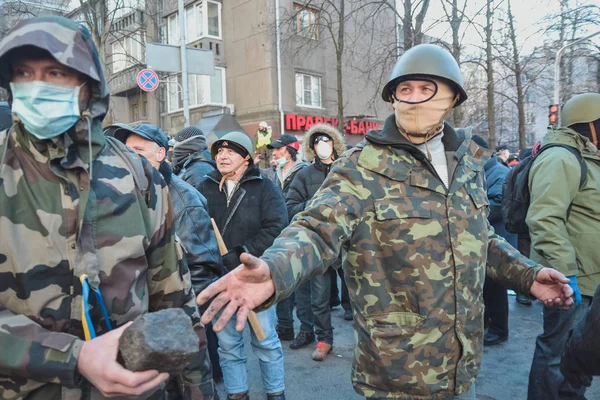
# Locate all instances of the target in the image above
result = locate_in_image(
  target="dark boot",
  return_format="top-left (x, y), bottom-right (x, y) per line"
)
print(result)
top-left (267, 391), bottom-right (285, 400)
top-left (227, 392), bottom-right (249, 400)
top-left (484, 332), bottom-right (508, 346)
top-left (343, 308), bottom-right (353, 321)
top-left (276, 326), bottom-right (294, 341)
top-left (289, 331), bottom-right (315, 350)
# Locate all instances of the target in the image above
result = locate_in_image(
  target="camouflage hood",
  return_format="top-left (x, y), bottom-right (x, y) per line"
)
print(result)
top-left (0, 16), bottom-right (109, 154)
top-left (303, 123), bottom-right (347, 162)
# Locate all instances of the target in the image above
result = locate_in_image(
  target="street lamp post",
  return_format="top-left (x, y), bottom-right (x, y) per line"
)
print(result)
top-left (554, 30), bottom-right (600, 125)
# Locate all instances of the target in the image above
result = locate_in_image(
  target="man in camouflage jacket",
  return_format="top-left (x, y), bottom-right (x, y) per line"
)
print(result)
top-left (0, 17), bottom-right (214, 400)
top-left (198, 46), bottom-right (573, 399)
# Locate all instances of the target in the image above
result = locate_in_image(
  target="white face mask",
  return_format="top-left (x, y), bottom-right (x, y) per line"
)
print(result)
top-left (316, 141), bottom-right (333, 160)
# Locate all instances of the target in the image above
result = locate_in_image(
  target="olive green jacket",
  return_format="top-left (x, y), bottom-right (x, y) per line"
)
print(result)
top-left (527, 127), bottom-right (600, 296)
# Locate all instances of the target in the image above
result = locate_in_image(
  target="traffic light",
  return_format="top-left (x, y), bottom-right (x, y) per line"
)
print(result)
top-left (549, 104), bottom-right (559, 126)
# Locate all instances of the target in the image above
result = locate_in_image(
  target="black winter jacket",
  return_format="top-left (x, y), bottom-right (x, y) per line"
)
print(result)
top-left (179, 151), bottom-right (217, 190)
top-left (286, 161), bottom-right (331, 219)
top-left (561, 284), bottom-right (600, 388)
top-left (197, 165), bottom-right (288, 258)
top-left (159, 162), bottom-right (224, 293)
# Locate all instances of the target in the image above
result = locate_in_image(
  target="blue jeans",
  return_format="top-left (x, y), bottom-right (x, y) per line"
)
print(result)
top-left (527, 301), bottom-right (590, 400)
top-left (295, 270), bottom-right (333, 343)
top-left (216, 306), bottom-right (285, 395)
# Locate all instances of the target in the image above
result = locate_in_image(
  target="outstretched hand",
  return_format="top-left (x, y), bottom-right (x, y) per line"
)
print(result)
top-left (197, 253), bottom-right (275, 332)
top-left (531, 267), bottom-right (575, 309)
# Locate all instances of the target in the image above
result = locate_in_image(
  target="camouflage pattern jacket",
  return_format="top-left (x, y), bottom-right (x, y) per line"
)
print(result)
top-left (260, 114), bottom-right (540, 399)
top-left (0, 17), bottom-right (213, 400)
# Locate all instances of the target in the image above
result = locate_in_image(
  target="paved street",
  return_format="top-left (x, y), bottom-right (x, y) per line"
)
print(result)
top-left (215, 293), bottom-right (600, 400)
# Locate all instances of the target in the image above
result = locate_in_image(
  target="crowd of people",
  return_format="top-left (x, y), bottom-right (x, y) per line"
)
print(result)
top-left (0, 15), bottom-right (599, 400)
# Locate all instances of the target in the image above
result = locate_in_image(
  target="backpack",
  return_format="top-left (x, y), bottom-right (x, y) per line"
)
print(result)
top-left (502, 143), bottom-right (588, 234)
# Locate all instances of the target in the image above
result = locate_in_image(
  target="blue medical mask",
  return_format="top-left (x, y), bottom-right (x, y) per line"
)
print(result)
top-left (10, 81), bottom-right (82, 140)
top-left (276, 156), bottom-right (289, 168)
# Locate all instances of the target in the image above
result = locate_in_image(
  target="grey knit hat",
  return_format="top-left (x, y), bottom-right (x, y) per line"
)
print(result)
top-left (175, 126), bottom-right (205, 142)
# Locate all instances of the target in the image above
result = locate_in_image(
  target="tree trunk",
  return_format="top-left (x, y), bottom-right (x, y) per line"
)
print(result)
top-left (403, 0), bottom-right (413, 50)
top-left (450, 0), bottom-right (463, 127)
top-left (485, 0), bottom-right (496, 147)
top-left (413, 0), bottom-right (430, 46)
top-left (508, 1), bottom-right (526, 148)
top-left (337, 0), bottom-right (345, 133)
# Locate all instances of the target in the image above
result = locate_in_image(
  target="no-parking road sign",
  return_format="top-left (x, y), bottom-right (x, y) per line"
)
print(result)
top-left (137, 69), bottom-right (159, 92)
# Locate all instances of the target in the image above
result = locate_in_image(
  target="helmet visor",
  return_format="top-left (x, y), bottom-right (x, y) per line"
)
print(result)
top-left (392, 79), bottom-right (438, 104)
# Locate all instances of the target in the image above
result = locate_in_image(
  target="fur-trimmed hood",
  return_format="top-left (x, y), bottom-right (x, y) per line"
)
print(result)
top-left (303, 123), bottom-right (347, 163)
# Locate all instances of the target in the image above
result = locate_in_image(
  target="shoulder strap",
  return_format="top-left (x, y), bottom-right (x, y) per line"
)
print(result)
top-left (538, 143), bottom-right (587, 189)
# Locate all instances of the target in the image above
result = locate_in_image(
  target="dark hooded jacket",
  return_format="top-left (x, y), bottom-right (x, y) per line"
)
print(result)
top-left (197, 165), bottom-right (288, 259)
top-left (561, 283), bottom-right (600, 388)
top-left (0, 17), bottom-right (213, 400)
top-left (286, 123), bottom-right (346, 220)
top-left (173, 135), bottom-right (216, 189)
top-left (158, 161), bottom-right (224, 293)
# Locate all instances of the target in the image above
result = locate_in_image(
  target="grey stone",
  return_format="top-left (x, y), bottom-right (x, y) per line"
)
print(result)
top-left (118, 308), bottom-right (199, 373)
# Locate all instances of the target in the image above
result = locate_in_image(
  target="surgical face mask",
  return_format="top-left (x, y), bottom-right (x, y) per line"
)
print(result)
top-left (392, 79), bottom-right (457, 143)
top-left (10, 81), bottom-right (82, 140)
top-left (276, 156), bottom-right (289, 168)
top-left (316, 140), bottom-right (333, 160)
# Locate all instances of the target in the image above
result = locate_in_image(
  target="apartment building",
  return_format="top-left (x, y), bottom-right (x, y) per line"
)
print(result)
top-left (72, 0), bottom-right (398, 145)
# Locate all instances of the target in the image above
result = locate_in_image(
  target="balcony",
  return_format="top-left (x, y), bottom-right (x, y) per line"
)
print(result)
top-left (108, 65), bottom-right (144, 96)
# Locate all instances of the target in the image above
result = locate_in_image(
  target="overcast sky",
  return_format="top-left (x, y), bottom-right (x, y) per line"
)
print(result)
top-left (416, 0), bottom-right (600, 55)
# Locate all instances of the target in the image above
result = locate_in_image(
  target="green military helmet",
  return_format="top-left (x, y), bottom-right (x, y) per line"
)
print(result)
top-left (381, 44), bottom-right (467, 107)
top-left (561, 93), bottom-right (600, 127)
top-left (211, 131), bottom-right (254, 160)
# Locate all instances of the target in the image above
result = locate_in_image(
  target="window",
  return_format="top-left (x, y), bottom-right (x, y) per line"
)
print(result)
top-left (168, 13), bottom-right (179, 44)
top-left (167, 67), bottom-right (227, 113)
top-left (295, 73), bottom-right (321, 108)
top-left (112, 32), bottom-right (145, 73)
top-left (185, 3), bottom-right (203, 42)
top-left (166, 1), bottom-right (222, 44)
top-left (207, 1), bottom-right (221, 38)
top-left (131, 104), bottom-right (139, 122)
top-left (111, 0), bottom-right (145, 20)
top-left (295, 4), bottom-right (318, 40)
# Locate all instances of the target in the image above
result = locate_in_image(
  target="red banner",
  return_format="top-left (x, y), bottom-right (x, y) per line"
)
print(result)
top-left (284, 114), bottom-right (380, 135)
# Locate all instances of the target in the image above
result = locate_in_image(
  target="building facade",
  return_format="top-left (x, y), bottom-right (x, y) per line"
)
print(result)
top-left (85, 0), bottom-right (398, 146)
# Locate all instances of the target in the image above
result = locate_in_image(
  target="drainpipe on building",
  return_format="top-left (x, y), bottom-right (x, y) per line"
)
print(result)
top-left (179, 0), bottom-right (191, 127)
top-left (275, 0), bottom-right (285, 135)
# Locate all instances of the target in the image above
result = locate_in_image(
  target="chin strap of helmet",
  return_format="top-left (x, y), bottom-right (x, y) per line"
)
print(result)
top-left (589, 122), bottom-right (598, 148)
top-left (219, 155), bottom-right (250, 192)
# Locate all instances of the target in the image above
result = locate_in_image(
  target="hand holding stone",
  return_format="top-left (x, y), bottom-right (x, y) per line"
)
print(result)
top-left (77, 322), bottom-right (169, 398)
top-left (118, 309), bottom-right (199, 374)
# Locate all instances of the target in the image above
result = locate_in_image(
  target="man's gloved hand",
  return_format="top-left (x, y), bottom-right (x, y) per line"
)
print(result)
top-left (567, 275), bottom-right (582, 305)
top-left (222, 245), bottom-right (247, 272)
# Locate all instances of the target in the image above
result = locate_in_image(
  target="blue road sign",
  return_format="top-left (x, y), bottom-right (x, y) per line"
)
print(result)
top-left (137, 69), bottom-right (159, 92)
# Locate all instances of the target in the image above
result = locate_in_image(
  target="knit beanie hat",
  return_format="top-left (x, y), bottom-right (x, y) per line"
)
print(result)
top-left (175, 126), bottom-right (205, 142)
